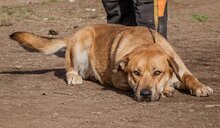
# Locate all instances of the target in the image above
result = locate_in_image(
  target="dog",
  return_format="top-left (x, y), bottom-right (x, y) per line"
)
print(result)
top-left (10, 24), bottom-right (213, 102)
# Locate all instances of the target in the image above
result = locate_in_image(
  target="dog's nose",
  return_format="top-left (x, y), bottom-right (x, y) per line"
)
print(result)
top-left (140, 89), bottom-right (152, 98)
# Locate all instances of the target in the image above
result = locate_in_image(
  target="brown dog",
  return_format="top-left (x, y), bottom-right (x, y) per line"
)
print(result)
top-left (10, 24), bottom-right (213, 102)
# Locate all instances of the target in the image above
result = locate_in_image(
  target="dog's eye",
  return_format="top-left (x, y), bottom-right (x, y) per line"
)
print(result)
top-left (153, 70), bottom-right (162, 76)
top-left (133, 71), bottom-right (141, 76)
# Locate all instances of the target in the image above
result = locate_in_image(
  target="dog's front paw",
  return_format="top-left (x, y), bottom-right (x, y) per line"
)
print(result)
top-left (162, 86), bottom-right (175, 97)
top-left (66, 72), bottom-right (83, 85)
top-left (191, 84), bottom-right (213, 97)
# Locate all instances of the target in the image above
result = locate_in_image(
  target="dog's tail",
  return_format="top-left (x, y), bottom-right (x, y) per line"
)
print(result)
top-left (10, 32), bottom-right (67, 55)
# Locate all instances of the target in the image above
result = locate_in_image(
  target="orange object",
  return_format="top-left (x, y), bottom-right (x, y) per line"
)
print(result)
top-left (158, 0), bottom-right (167, 17)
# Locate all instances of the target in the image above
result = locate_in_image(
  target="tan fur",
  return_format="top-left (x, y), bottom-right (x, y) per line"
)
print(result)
top-left (10, 32), bottom-right (66, 54)
top-left (10, 24), bottom-right (213, 102)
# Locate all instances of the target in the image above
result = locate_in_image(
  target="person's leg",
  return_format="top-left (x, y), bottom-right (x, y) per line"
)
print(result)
top-left (158, 2), bottom-right (167, 39)
top-left (133, 0), bottom-right (168, 38)
top-left (102, 0), bottom-right (136, 26)
top-left (133, 0), bottom-right (154, 28)
top-left (102, 0), bottom-right (121, 24)
top-left (119, 0), bottom-right (136, 26)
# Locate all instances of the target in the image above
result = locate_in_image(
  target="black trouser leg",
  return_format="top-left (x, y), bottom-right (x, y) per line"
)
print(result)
top-left (133, 0), bottom-right (155, 28)
top-left (133, 0), bottom-right (168, 38)
top-left (102, 0), bottom-right (136, 26)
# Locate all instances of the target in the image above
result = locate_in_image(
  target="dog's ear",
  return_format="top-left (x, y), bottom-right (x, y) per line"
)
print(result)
top-left (167, 56), bottom-right (182, 82)
top-left (113, 47), bottom-right (148, 73)
top-left (113, 54), bottom-right (131, 73)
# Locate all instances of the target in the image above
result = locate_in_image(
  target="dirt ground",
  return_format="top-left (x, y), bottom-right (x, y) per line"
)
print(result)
top-left (0, 0), bottom-right (219, 128)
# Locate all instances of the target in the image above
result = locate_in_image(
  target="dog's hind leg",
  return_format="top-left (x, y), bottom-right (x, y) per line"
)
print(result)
top-left (65, 46), bottom-right (83, 85)
top-left (65, 27), bottom-right (95, 85)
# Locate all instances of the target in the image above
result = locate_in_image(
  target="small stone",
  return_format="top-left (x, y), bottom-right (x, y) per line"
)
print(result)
top-left (14, 65), bottom-right (22, 69)
top-left (189, 109), bottom-right (195, 112)
top-left (112, 69), bottom-right (117, 73)
top-left (205, 104), bottom-right (220, 108)
top-left (69, 0), bottom-right (76, 2)
top-left (48, 29), bottom-right (58, 35)
top-left (85, 8), bottom-right (96, 12)
top-left (73, 25), bottom-right (79, 28)
top-left (51, 112), bottom-right (59, 118)
top-left (41, 93), bottom-right (46, 96)
top-left (91, 111), bottom-right (102, 116)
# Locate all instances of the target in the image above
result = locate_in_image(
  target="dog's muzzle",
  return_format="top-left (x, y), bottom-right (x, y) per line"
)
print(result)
top-left (134, 89), bottom-right (161, 102)
top-left (140, 89), bottom-right (152, 98)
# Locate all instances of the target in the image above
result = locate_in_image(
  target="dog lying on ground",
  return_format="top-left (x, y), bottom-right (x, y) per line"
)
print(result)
top-left (10, 24), bottom-right (213, 102)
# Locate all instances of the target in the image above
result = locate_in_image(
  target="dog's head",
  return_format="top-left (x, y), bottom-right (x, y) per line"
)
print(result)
top-left (114, 45), bottom-right (181, 102)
